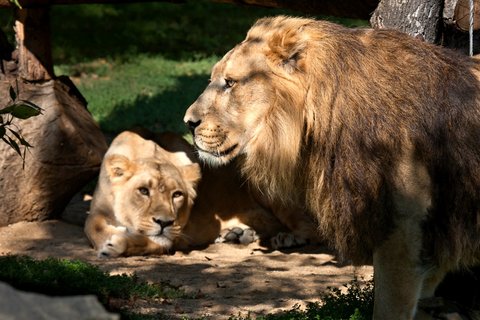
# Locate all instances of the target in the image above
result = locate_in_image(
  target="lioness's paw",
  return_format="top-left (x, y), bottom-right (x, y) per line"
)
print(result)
top-left (271, 232), bottom-right (307, 249)
top-left (215, 227), bottom-right (259, 245)
top-left (98, 234), bottom-right (127, 258)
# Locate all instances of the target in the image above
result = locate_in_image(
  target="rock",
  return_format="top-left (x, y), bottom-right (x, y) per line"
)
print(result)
top-left (0, 281), bottom-right (118, 320)
top-left (0, 77), bottom-right (107, 226)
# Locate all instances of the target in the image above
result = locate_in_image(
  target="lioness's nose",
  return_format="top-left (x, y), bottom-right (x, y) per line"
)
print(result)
top-left (152, 217), bottom-right (174, 229)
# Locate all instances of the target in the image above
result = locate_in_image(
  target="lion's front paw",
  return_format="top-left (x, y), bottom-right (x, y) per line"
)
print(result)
top-left (270, 232), bottom-right (307, 249)
top-left (216, 227), bottom-right (259, 245)
top-left (98, 234), bottom-right (127, 258)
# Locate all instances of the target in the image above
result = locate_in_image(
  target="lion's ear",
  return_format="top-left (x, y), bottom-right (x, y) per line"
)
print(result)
top-left (267, 27), bottom-right (307, 73)
top-left (105, 154), bottom-right (134, 182)
top-left (180, 163), bottom-right (202, 189)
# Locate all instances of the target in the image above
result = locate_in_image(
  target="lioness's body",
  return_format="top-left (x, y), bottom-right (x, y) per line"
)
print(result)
top-left (184, 16), bottom-right (480, 319)
top-left (85, 131), bottom-right (319, 257)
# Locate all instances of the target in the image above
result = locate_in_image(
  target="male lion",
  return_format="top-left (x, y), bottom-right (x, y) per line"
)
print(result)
top-left (85, 130), bottom-right (319, 257)
top-left (184, 16), bottom-right (480, 319)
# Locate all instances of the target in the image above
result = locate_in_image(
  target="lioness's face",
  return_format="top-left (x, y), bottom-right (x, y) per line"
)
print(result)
top-left (184, 40), bottom-right (275, 166)
top-left (107, 156), bottom-right (197, 247)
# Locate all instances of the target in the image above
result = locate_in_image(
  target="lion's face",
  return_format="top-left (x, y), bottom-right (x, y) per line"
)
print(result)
top-left (184, 41), bottom-right (278, 167)
top-left (184, 18), bottom-right (309, 186)
top-left (105, 155), bottom-right (200, 248)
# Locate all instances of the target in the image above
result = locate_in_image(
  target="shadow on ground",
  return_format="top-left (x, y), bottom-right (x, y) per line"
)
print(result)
top-left (0, 216), bottom-right (372, 319)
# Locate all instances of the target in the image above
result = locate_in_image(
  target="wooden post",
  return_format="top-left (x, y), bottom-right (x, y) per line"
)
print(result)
top-left (14, 7), bottom-right (54, 81)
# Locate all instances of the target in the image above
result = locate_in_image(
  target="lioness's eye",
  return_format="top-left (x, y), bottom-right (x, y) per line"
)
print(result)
top-left (172, 191), bottom-right (184, 198)
top-left (138, 187), bottom-right (150, 196)
top-left (225, 79), bottom-right (236, 89)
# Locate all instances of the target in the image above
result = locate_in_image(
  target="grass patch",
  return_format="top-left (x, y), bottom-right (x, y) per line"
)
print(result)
top-left (55, 55), bottom-right (217, 133)
top-left (0, 1), bottom-right (368, 134)
top-left (0, 255), bottom-right (189, 317)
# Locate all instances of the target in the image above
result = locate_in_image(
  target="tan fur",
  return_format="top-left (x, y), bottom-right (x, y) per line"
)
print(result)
top-left (85, 130), bottom-right (320, 257)
top-left (184, 16), bottom-right (480, 319)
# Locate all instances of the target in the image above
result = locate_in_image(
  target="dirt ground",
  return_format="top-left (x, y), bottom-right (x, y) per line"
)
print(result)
top-left (0, 195), bottom-right (373, 319)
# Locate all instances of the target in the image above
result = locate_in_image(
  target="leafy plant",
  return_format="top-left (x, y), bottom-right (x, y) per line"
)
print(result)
top-left (0, 83), bottom-right (42, 164)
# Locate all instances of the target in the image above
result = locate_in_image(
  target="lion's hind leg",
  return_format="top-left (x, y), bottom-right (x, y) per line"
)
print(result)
top-left (270, 232), bottom-right (309, 249)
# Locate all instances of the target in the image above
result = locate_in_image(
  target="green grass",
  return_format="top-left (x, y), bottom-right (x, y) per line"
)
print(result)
top-left (1, 0), bottom-right (367, 135)
top-left (55, 55), bottom-right (217, 133)
top-left (0, 255), bottom-right (189, 318)
top-left (47, 0), bottom-right (305, 134)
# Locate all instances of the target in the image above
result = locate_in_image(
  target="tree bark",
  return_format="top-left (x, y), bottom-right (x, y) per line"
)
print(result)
top-left (370, 0), bottom-right (444, 43)
top-left (14, 7), bottom-right (54, 81)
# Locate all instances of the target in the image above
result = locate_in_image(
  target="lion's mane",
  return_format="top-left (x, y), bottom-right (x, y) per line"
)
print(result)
top-left (233, 17), bottom-right (480, 266)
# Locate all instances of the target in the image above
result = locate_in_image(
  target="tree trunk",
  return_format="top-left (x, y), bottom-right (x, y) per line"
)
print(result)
top-left (370, 0), bottom-right (444, 43)
top-left (14, 7), bottom-right (54, 81)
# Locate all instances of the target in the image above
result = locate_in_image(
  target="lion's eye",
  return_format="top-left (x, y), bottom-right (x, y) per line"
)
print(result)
top-left (225, 79), bottom-right (236, 89)
top-left (172, 191), bottom-right (184, 199)
top-left (138, 187), bottom-right (150, 196)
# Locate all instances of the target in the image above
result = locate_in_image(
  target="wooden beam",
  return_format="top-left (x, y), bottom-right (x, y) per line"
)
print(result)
top-left (0, 0), bottom-right (378, 19)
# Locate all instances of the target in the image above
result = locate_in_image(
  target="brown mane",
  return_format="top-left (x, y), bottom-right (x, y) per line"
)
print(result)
top-left (238, 16), bottom-right (480, 265)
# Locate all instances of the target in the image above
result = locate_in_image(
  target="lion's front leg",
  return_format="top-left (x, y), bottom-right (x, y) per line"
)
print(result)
top-left (372, 217), bottom-right (427, 320)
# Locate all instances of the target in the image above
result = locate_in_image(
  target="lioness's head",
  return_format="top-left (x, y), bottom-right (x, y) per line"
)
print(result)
top-left (184, 16), bottom-right (325, 198)
top-left (105, 154), bottom-right (201, 248)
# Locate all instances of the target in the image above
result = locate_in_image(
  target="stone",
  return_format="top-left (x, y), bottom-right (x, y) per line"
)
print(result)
top-left (0, 76), bottom-right (107, 226)
top-left (0, 281), bottom-right (118, 320)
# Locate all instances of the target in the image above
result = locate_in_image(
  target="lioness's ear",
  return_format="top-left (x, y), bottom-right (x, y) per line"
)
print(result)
top-left (180, 163), bottom-right (202, 189)
top-left (267, 26), bottom-right (308, 73)
top-left (105, 154), bottom-right (134, 182)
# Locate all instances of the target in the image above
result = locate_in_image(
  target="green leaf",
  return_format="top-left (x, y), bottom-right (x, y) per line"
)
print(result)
top-left (9, 86), bottom-right (17, 102)
top-left (8, 101), bottom-right (42, 119)
top-left (8, 128), bottom-right (33, 148)
top-left (7, 136), bottom-right (21, 156)
top-left (0, 105), bottom-right (14, 115)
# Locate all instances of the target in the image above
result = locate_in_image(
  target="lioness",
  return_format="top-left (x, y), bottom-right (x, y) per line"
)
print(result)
top-left (85, 131), bottom-right (319, 257)
top-left (184, 16), bottom-right (480, 319)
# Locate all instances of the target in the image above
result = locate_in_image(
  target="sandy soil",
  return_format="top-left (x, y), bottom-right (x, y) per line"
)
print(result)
top-left (0, 195), bottom-right (373, 319)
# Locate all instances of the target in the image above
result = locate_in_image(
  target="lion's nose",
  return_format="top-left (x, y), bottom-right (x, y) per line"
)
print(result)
top-left (152, 217), bottom-right (174, 229)
top-left (186, 119), bottom-right (201, 134)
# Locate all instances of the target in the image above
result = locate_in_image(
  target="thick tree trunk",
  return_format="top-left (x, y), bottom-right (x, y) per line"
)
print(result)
top-left (370, 0), bottom-right (444, 43)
